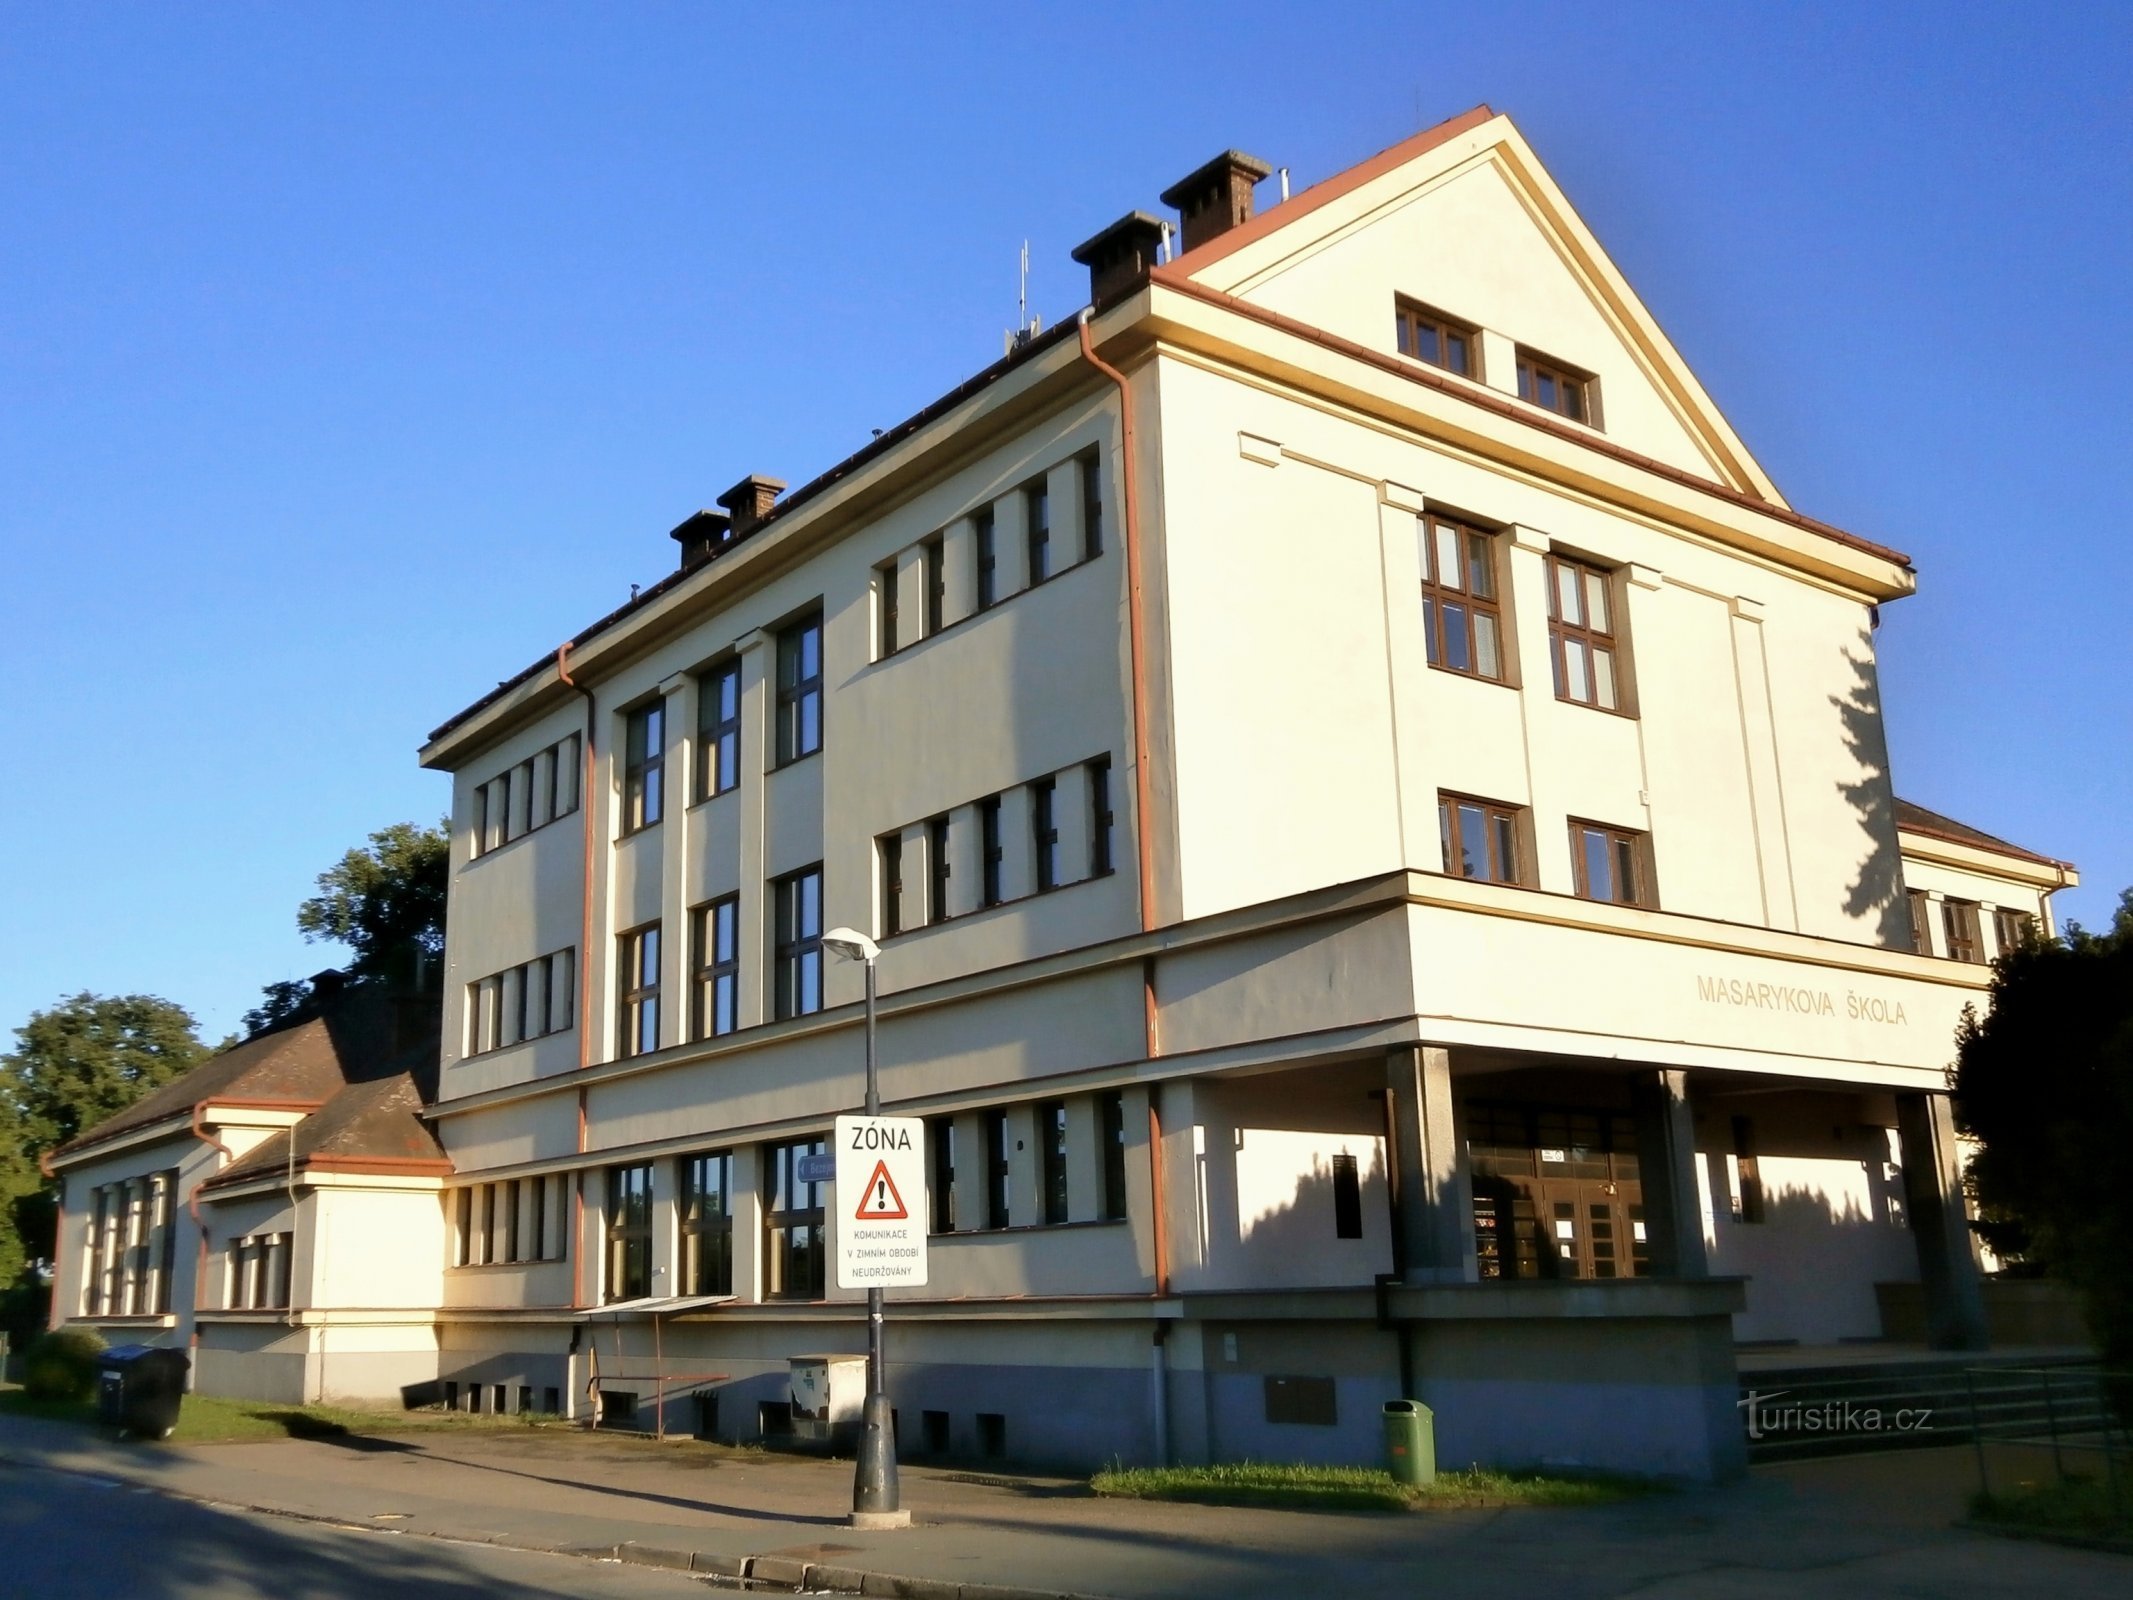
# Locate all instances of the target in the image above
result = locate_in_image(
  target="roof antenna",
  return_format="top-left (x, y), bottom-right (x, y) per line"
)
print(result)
top-left (1004, 240), bottom-right (1043, 354)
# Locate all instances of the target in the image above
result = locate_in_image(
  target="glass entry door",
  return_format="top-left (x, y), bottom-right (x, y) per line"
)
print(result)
top-left (1467, 1102), bottom-right (1650, 1280)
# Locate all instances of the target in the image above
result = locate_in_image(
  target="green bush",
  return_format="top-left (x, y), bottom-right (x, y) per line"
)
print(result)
top-left (22, 1328), bottom-right (105, 1403)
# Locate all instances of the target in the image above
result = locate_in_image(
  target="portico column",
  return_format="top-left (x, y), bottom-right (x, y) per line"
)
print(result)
top-left (1385, 1044), bottom-right (1476, 1283)
top-left (1896, 1091), bottom-right (1989, 1351)
top-left (1631, 1069), bottom-right (1709, 1279)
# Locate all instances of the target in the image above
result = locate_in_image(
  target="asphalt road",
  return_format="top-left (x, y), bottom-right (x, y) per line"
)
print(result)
top-left (0, 1460), bottom-right (711, 1600)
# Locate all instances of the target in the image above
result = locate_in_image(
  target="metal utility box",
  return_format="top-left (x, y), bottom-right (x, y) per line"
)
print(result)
top-left (787, 1353), bottom-right (868, 1449)
top-left (96, 1344), bottom-right (191, 1441)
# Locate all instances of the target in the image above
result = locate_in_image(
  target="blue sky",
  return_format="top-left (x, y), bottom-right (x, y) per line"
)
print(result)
top-left (2, 2), bottom-right (2127, 1043)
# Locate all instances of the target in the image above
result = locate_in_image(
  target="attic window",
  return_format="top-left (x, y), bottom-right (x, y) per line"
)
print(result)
top-left (1395, 298), bottom-right (1477, 379)
top-left (1516, 347), bottom-right (1598, 426)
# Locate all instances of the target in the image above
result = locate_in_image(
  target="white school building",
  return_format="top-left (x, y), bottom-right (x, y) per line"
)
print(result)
top-left (47, 107), bottom-right (2080, 1481)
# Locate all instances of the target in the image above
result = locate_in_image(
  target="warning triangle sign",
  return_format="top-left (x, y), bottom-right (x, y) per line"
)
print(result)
top-left (854, 1159), bottom-right (909, 1221)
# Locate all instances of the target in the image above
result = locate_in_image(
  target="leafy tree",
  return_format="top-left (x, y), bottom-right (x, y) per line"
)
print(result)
top-left (0, 994), bottom-right (205, 1331)
top-left (1952, 888), bottom-right (2133, 1373)
top-left (242, 819), bottom-right (449, 1036)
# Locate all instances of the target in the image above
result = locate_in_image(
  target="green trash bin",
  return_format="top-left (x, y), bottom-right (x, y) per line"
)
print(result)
top-left (1382, 1399), bottom-right (1436, 1486)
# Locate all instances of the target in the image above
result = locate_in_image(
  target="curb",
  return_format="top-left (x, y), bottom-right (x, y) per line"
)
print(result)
top-left (0, 1446), bottom-right (1117, 1600)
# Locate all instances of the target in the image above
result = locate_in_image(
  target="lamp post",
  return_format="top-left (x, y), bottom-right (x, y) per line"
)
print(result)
top-left (822, 926), bottom-right (901, 1525)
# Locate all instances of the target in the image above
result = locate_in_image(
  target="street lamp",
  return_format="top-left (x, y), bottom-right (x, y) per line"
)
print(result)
top-left (822, 926), bottom-right (902, 1526)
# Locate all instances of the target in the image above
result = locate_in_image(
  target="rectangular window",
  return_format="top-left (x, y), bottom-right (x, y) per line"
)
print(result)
top-left (697, 660), bottom-right (742, 800)
top-left (605, 1164), bottom-right (653, 1302)
top-left (1086, 757), bottom-right (1115, 878)
top-left (1079, 452), bottom-right (1104, 560)
top-left (877, 559), bottom-right (900, 657)
top-left (1993, 907), bottom-right (2034, 955)
top-left (1394, 298), bottom-right (1476, 377)
top-left (679, 1151), bottom-right (733, 1297)
top-left (1025, 480), bottom-right (1051, 584)
top-left (618, 923), bottom-right (661, 1058)
top-left (1038, 1100), bottom-right (1069, 1225)
top-left (623, 699), bottom-right (665, 833)
top-left (774, 611), bottom-right (824, 764)
top-left (465, 947), bottom-right (576, 1056)
top-left (1517, 347), bottom-right (1595, 424)
top-left (922, 535), bottom-right (945, 636)
top-left (1331, 1152), bottom-right (1363, 1239)
top-left (984, 1108), bottom-right (1011, 1229)
top-left (1031, 777), bottom-right (1060, 892)
top-left (926, 815), bottom-right (952, 925)
top-left (227, 1231), bottom-right (294, 1310)
top-left (764, 1138), bottom-right (827, 1298)
top-left (1906, 889), bottom-right (1934, 956)
top-left (1437, 794), bottom-right (1524, 885)
top-left (1547, 554), bottom-right (1623, 711)
top-left (978, 796), bottom-right (1004, 907)
top-left (929, 1116), bottom-right (956, 1234)
top-left (773, 865), bottom-right (824, 1019)
top-left (1942, 898), bottom-right (1984, 963)
top-left (1418, 513), bottom-right (1504, 681)
top-left (690, 896), bottom-right (740, 1040)
top-left (1099, 1091), bottom-right (1127, 1221)
top-left (471, 732), bottom-right (579, 858)
top-left (878, 832), bottom-right (904, 938)
top-left (974, 508), bottom-right (997, 610)
top-left (1569, 820), bottom-right (1650, 907)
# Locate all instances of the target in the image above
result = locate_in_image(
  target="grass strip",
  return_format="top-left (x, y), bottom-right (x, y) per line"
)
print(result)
top-left (1972, 1475), bottom-right (2133, 1542)
top-left (1089, 1460), bottom-right (1645, 1512)
top-left (1, 1385), bottom-right (559, 1445)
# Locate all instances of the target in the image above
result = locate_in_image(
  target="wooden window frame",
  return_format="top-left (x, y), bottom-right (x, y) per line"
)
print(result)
top-left (1568, 819), bottom-right (1652, 908)
top-left (1438, 792), bottom-right (1526, 886)
top-left (983, 1108), bottom-right (1011, 1229)
top-left (1099, 1091), bottom-right (1127, 1221)
top-left (622, 699), bottom-right (665, 834)
top-left (604, 1163), bottom-right (654, 1303)
top-left (772, 864), bottom-right (824, 1020)
top-left (879, 832), bottom-right (904, 938)
top-left (617, 922), bottom-right (661, 1059)
top-left (876, 558), bottom-right (900, 658)
top-left (1079, 451), bottom-right (1104, 560)
top-left (763, 1138), bottom-right (827, 1299)
top-left (690, 896), bottom-right (739, 1040)
top-left (1546, 552), bottom-right (1627, 713)
top-left (1906, 889), bottom-right (1934, 956)
top-left (1418, 512), bottom-right (1507, 682)
top-left (1942, 898), bottom-right (1984, 963)
top-left (1025, 479), bottom-right (1052, 585)
top-left (1086, 756), bottom-right (1115, 878)
top-left (696, 659), bottom-right (742, 801)
top-left (1394, 296), bottom-right (1478, 379)
top-left (926, 815), bottom-right (951, 925)
top-left (978, 796), bottom-right (1004, 907)
top-left (1516, 347), bottom-right (1599, 426)
top-left (1031, 776), bottom-right (1060, 892)
top-left (1993, 906), bottom-right (2034, 956)
top-left (922, 535), bottom-right (945, 636)
top-left (929, 1116), bottom-right (957, 1233)
top-left (974, 507), bottom-right (998, 610)
top-left (678, 1151), bottom-right (734, 1297)
top-left (1038, 1099), bottom-right (1069, 1225)
top-left (773, 611), bottom-right (824, 766)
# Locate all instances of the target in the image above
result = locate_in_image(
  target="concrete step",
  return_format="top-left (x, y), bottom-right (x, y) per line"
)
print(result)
top-left (1738, 1354), bottom-right (2112, 1463)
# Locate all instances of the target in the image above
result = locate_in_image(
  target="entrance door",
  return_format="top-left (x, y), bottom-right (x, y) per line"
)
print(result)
top-left (1467, 1101), bottom-right (1651, 1280)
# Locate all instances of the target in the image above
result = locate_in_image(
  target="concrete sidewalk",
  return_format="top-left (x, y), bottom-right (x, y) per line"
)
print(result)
top-left (1, 1411), bottom-right (2126, 1599)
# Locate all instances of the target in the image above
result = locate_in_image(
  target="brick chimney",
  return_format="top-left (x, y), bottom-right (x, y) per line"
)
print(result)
top-left (669, 508), bottom-right (734, 571)
top-left (1159, 150), bottom-right (1273, 254)
top-left (717, 473), bottom-right (787, 536)
top-left (1070, 212), bottom-right (1167, 307)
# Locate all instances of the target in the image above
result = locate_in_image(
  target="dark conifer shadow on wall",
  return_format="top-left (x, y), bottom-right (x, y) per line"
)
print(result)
top-left (1832, 639), bottom-right (1908, 949)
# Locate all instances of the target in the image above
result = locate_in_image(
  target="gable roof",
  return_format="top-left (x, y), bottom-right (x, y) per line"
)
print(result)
top-left (49, 1016), bottom-right (345, 1162)
top-left (200, 1071), bottom-right (448, 1190)
top-left (1165, 106), bottom-right (1787, 507)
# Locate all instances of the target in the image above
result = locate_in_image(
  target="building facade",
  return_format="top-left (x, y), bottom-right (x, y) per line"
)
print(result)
top-left (52, 108), bottom-right (2078, 1479)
